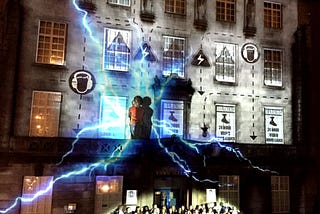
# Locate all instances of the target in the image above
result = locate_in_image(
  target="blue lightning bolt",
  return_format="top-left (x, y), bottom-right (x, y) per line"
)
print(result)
top-left (0, 2), bottom-right (279, 213)
top-left (72, 0), bottom-right (100, 44)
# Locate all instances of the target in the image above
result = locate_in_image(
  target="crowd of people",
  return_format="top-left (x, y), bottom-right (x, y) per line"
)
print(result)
top-left (114, 203), bottom-right (240, 214)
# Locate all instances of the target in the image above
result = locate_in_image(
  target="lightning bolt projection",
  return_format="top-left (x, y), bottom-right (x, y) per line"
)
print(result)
top-left (0, 1), bottom-right (279, 213)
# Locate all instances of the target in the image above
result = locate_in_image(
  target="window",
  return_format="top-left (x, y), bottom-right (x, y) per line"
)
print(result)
top-left (20, 176), bottom-right (53, 214)
top-left (271, 176), bottom-right (290, 213)
top-left (264, 49), bottom-right (282, 87)
top-left (103, 28), bottom-right (131, 71)
top-left (264, 1), bottom-right (282, 29)
top-left (100, 96), bottom-right (127, 139)
top-left (95, 176), bottom-right (123, 214)
top-left (108, 0), bottom-right (130, 7)
top-left (29, 91), bottom-right (61, 137)
top-left (36, 21), bottom-right (67, 65)
top-left (265, 107), bottom-right (284, 144)
top-left (215, 43), bottom-right (236, 83)
top-left (160, 100), bottom-right (184, 137)
top-left (163, 36), bottom-right (185, 78)
top-left (219, 175), bottom-right (240, 208)
top-left (216, 0), bottom-right (236, 22)
top-left (165, 0), bottom-right (186, 15)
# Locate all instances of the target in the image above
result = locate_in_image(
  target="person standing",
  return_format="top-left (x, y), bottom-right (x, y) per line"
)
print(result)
top-left (129, 96), bottom-right (144, 139)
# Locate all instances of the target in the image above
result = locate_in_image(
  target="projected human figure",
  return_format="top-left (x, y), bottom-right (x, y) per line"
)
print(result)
top-left (129, 96), bottom-right (144, 139)
top-left (142, 96), bottom-right (153, 139)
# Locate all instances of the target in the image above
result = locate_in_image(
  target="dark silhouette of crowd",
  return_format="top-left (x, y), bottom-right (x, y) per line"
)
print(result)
top-left (114, 202), bottom-right (239, 214)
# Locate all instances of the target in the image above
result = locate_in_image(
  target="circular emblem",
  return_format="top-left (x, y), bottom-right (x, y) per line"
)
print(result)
top-left (69, 70), bottom-right (96, 95)
top-left (241, 43), bottom-right (260, 63)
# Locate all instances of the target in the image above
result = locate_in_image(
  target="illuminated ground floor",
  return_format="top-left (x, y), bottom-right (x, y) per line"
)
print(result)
top-left (0, 137), bottom-right (316, 214)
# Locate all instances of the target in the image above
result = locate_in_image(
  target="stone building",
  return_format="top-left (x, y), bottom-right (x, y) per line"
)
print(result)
top-left (1, 0), bottom-right (317, 213)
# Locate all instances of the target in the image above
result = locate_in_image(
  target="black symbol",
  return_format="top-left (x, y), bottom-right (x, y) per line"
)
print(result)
top-left (269, 117), bottom-right (277, 126)
top-left (221, 114), bottom-right (229, 124)
top-left (169, 111), bottom-right (178, 121)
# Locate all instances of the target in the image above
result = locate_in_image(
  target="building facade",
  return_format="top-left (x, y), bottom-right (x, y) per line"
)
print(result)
top-left (1, 0), bottom-right (316, 213)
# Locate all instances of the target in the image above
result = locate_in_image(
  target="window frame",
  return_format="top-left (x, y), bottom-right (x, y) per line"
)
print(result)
top-left (218, 175), bottom-right (240, 208)
top-left (216, 0), bottom-right (236, 22)
top-left (264, 1), bottom-right (282, 29)
top-left (271, 176), bottom-right (290, 213)
top-left (215, 42), bottom-right (236, 83)
top-left (162, 35), bottom-right (186, 78)
top-left (165, 0), bottom-right (186, 15)
top-left (29, 91), bottom-right (62, 137)
top-left (103, 28), bottom-right (132, 72)
top-left (36, 20), bottom-right (67, 66)
top-left (20, 176), bottom-right (53, 214)
top-left (263, 48), bottom-right (283, 87)
top-left (108, 0), bottom-right (131, 7)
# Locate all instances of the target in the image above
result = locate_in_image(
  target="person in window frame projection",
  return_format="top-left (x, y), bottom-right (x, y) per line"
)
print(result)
top-left (129, 96), bottom-right (144, 139)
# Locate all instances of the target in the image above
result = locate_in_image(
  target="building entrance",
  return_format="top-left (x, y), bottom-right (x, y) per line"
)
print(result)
top-left (154, 189), bottom-right (179, 209)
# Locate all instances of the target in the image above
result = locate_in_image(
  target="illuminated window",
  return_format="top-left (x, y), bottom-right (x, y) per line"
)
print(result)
top-left (108, 0), bottom-right (130, 7)
top-left (264, 107), bottom-right (284, 144)
top-left (215, 43), bottom-right (236, 83)
top-left (219, 175), bottom-right (240, 208)
top-left (21, 176), bottom-right (53, 214)
top-left (29, 91), bottom-right (61, 137)
top-left (163, 36), bottom-right (185, 78)
top-left (165, 0), bottom-right (186, 15)
top-left (160, 100), bottom-right (184, 137)
top-left (95, 176), bottom-right (123, 213)
top-left (100, 96), bottom-right (127, 139)
top-left (216, 0), bottom-right (236, 22)
top-left (264, 1), bottom-right (282, 29)
top-left (271, 176), bottom-right (290, 213)
top-left (264, 49), bottom-right (282, 87)
top-left (104, 28), bottom-right (131, 71)
top-left (36, 21), bottom-right (67, 65)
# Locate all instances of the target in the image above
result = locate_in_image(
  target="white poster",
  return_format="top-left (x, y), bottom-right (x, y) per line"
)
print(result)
top-left (161, 100), bottom-right (184, 137)
top-left (215, 104), bottom-right (236, 142)
top-left (206, 189), bottom-right (216, 204)
top-left (265, 107), bottom-right (284, 144)
top-left (126, 190), bottom-right (137, 205)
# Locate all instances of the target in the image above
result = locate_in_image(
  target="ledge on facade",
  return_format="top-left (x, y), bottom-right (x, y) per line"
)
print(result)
top-left (140, 11), bottom-right (155, 22)
top-left (78, 1), bottom-right (96, 13)
top-left (193, 19), bottom-right (208, 31)
top-left (243, 26), bottom-right (257, 37)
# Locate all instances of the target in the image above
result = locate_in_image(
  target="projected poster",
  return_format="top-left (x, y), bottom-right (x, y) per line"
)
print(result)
top-left (161, 100), bottom-right (184, 137)
top-left (100, 96), bottom-right (127, 139)
top-left (215, 104), bottom-right (236, 142)
top-left (265, 107), bottom-right (284, 144)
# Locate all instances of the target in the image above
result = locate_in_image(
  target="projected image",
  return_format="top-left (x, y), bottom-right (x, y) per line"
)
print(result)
top-left (161, 100), bottom-right (184, 137)
top-left (100, 96), bottom-right (127, 139)
top-left (215, 104), bottom-right (236, 142)
top-left (264, 107), bottom-right (284, 144)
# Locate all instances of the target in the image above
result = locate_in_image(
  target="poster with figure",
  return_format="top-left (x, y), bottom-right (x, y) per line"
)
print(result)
top-left (161, 100), bottom-right (184, 137)
top-left (265, 107), bottom-right (284, 144)
top-left (215, 104), bottom-right (236, 142)
top-left (126, 190), bottom-right (137, 205)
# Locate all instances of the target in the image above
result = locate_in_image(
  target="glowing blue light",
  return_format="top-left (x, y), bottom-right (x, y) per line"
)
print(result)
top-left (71, 0), bottom-right (99, 44)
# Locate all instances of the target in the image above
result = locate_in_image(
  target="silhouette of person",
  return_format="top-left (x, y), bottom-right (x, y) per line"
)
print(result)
top-left (142, 96), bottom-right (153, 139)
